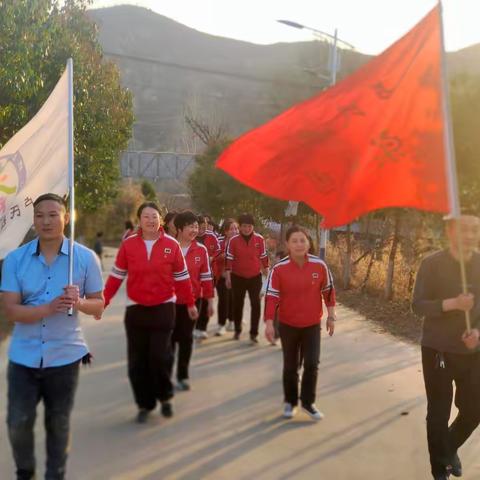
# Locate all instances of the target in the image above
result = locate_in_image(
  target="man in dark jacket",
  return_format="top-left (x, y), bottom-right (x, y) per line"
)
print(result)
top-left (412, 214), bottom-right (480, 480)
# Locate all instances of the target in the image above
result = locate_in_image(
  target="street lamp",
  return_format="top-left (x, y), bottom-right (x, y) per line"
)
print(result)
top-left (278, 19), bottom-right (354, 259)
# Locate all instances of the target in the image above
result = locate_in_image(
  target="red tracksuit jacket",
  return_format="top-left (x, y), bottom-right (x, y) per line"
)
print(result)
top-left (104, 229), bottom-right (195, 307)
top-left (225, 232), bottom-right (269, 278)
top-left (212, 235), bottom-right (227, 280)
top-left (265, 254), bottom-right (336, 328)
top-left (197, 230), bottom-right (221, 260)
top-left (180, 240), bottom-right (214, 303)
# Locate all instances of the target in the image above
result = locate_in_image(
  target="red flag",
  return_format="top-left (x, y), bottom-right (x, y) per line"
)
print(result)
top-left (216, 5), bottom-right (452, 228)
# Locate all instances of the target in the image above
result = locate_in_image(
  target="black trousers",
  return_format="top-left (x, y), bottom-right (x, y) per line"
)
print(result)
top-left (231, 273), bottom-right (262, 336)
top-left (7, 360), bottom-right (80, 480)
top-left (279, 322), bottom-right (321, 406)
top-left (422, 346), bottom-right (480, 477)
top-left (124, 303), bottom-right (175, 410)
top-left (196, 298), bottom-right (210, 332)
top-left (172, 301), bottom-right (200, 381)
top-left (216, 276), bottom-right (233, 326)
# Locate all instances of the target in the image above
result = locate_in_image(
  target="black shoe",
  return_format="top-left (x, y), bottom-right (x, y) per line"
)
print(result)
top-left (250, 335), bottom-right (259, 344)
top-left (433, 475), bottom-right (450, 480)
top-left (161, 401), bottom-right (174, 418)
top-left (177, 379), bottom-right (191, 391)
top-left (448, 453), bottom-right (462, 477)
top-left (16, 470), bottom-right (36, 480)
top-left (233, 332), bottom-right (241, 340)
top-left (136, 409), bottom-right (150, 424)
top-left (301, 403), bottom-right (324, 421)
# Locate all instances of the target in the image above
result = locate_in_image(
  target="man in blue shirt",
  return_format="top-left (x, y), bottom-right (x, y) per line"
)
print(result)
top-left (1, 193), bottom-right (104, 480)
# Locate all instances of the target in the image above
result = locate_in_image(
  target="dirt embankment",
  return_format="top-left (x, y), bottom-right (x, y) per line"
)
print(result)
top-left (337, 289), bottom-right (422, 345)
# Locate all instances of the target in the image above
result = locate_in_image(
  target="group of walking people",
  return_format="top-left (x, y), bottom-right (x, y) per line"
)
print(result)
top-left (2, 192), bottom-right (480, 480)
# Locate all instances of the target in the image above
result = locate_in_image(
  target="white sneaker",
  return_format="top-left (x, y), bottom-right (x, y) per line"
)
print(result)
top-left (193, 329), bottom-right (201, 339)
top-left (215, 326), bottom-right (226, 336)
top-left (199, 330), bottom-right (208, 339)
top-left (226, 321), bottom-right (235, 332)
top-left (283, 403), bottom-right (297, 419)
top-left (302, 404), bottom-right (324, 421)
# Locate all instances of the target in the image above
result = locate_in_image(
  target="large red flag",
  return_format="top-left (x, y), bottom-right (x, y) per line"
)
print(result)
top-left (216, 5), bottom-right (453, 228)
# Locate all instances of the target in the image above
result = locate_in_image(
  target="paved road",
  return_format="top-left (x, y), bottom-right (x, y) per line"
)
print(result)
top-left (1, 262), bottom-right (480, 479)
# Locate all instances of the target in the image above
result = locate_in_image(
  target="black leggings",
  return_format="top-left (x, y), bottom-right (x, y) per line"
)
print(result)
top-left (216, 276), bottom-right (233, 326)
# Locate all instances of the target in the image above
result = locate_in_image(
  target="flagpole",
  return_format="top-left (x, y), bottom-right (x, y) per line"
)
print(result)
top-left (438, 2), bottom-right (471, 331)
top-left (67, 58), bottom-right (75, 316)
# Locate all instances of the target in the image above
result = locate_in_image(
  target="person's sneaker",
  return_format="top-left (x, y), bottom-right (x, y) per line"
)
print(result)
top-left (448, 452), bottom-right (462, 477)
top-left (283, 403), bottom-right (297, 419)
top-left (433, 474), bottom-right (450, 480)
top-left (198, 330), bottom-right (208, 339)
top-left (226, 321), bottom-right (235, 332)
top-left (215, 326), bottom-right (226, 336)
top-left (250, 336), bottom-right (259, 345)
top-left (302, 404), bottom-right (324, 421)
top-left (233, 332), bottom-right (241, 340)
top-left (160, 401), bottom-right (174, 418)
top-left (193, 329), bottom-right (201, 339)
top-left (136, 409), bottom-right (150, 424)
top-left (177, 380), bottom-right (191, 391)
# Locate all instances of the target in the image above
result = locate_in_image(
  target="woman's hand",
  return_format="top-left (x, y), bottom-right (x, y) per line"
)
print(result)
top-left (265, 319), bottom-right (275, 344)
top-left (326, 316), bottom-right (335, 336)
top-left (188, 305), bottom-right (199, 321)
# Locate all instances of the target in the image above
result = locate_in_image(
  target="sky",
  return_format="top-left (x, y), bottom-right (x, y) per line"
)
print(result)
top-left (90, 0), bottom-right (479, 54)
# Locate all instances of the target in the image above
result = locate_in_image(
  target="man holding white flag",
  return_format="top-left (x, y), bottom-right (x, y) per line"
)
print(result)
top-left (1, 62), bottom-right (104, 480)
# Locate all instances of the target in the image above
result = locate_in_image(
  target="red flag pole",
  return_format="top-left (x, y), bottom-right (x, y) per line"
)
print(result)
top-left (438, 2), bottom-right (471, 332)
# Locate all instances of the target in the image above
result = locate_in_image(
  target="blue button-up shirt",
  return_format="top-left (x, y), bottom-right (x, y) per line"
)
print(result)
top-left (1, 237), bottom-right (103, 368)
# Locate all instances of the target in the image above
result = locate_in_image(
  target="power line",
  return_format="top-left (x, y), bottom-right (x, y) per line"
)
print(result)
top-left (104, 50), bottom-right (323, 91)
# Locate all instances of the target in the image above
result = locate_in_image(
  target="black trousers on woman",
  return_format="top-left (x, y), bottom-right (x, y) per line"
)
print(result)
top-left (231, 273), bottom-right (262, 336)
top-left (195, 298), bottom-right (210, 332)
top-left (172, 300), bottom-right (201, 381)
top-left (216, 276), bottom-right (233, 326)
top-left (279, 322), bottom-right (321, 406)
top-left (124, 303), bottom-right (175, 410)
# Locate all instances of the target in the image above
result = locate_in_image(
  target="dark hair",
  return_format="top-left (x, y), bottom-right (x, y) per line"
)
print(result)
top-left (163, 211), bottom-right (177, 223)
top-left (238, 213), bottom-right (255, 226)
top-left (96, 231), bottom-right (103, 237)
top-left (125, 220), bottom-right (134, 230)
top-left (136, 202), bottom-right (161, 219)
top-left (197, 214), bottom-right (206, 224)
top-left (221, 218), bottom-right (237, 235)
top-left (174, 211), bottom-right (198, 231)
top-left (33, 193), bottom-right (67, 209)
top-left (285, 225), bottom-right (316, 258)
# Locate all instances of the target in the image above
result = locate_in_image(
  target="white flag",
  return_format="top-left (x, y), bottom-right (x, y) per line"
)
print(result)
top-left (0, 69), bottom-right (69, 259)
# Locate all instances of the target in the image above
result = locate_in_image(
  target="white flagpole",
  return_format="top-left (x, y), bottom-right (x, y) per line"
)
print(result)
top-left (67, 58), bottom-right (75, 316)
top-left (439, 2), bottom-right (471, 331)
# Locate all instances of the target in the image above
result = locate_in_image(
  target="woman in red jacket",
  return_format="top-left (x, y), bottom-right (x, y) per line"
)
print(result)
top-left (214, 218), bottom-right (239, 335)
top-left (104, 202), bottom-right (198, 423)
top-left (172, 211), bottom-right (214, 391)
top-left (265, 225), bottom-right (336, 421)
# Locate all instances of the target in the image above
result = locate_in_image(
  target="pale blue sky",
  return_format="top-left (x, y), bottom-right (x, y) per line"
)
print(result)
top-left (91, 0), bottom-right (479, 54)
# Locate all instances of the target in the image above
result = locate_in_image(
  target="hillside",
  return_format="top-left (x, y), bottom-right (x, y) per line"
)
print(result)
top-left (89, 5), bottom-right (480, 152)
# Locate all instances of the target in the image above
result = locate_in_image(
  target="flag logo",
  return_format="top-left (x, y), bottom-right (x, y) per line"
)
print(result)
top-left (0, 152), bottom-right (27, 198)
